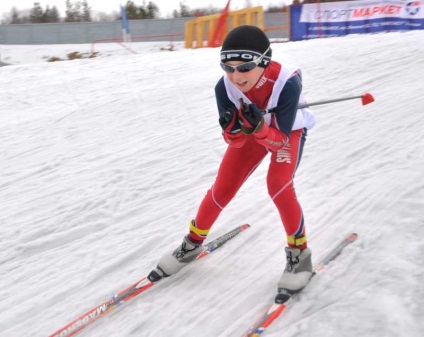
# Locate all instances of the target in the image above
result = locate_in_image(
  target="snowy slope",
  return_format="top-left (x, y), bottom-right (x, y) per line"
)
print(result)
top-left (1, 31), bottom-right (423, 337)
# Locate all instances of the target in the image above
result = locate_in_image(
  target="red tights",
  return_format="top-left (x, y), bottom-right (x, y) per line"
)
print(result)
top-left (189, 129), bottom-right (307, 247)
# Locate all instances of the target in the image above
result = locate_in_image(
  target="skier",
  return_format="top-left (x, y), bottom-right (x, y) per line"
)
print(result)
top-left (151, 25), bottom-right (316, 293)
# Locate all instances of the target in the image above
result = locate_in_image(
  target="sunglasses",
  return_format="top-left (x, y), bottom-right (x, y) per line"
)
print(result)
top-left (220, 46), bottom-right (270, 73)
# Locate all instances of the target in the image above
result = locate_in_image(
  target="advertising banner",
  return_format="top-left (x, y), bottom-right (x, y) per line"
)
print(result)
top-left (290, 0), bottom-right (424, 41)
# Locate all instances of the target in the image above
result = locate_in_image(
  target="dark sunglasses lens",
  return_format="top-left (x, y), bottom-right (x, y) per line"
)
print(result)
top-left (220, 61), bottom-right (257, 73)
top-left (236, 62), bottom-right (257, 73)
top-left (220, 63), bottom-right (235, 73)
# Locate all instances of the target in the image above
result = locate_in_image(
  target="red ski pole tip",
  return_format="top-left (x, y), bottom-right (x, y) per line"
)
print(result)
top-left (361, 93), bottom-right (375, 105)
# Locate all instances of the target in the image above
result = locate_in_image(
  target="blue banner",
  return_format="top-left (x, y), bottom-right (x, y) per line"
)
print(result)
top-left (290, 0), bottom-right (424, 41)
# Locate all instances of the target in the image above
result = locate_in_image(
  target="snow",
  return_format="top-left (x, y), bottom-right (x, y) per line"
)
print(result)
top-left (1, 31), bottom-right (424, 337)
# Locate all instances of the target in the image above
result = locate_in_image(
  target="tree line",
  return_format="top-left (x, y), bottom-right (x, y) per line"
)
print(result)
top-left (1, 0), bottom-right (350, 25)
top-left (3, 1), bottom-right (158, 24)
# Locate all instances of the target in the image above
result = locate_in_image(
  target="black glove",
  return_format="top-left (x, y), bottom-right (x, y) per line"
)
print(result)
top-left (219, 110), bottom-right (240, 133)
top-left (238, 98), bottom-right (264, 133)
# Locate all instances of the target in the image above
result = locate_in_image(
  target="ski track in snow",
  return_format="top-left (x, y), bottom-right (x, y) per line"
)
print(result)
top-left (1, 32), bottom-right (424, 337)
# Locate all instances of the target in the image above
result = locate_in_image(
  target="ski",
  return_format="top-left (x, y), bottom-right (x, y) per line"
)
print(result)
top-left (242, 232), bottom-right (358, 337)
top-left (49, 224), bottom-right (250, 337)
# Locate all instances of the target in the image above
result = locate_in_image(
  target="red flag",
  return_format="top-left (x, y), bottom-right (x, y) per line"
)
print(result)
top-left (208, 0), bottom-right (231, 47)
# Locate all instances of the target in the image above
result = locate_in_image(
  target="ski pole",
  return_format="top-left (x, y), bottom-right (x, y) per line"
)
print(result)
top-left (297, 92), bottom-right (374, 109)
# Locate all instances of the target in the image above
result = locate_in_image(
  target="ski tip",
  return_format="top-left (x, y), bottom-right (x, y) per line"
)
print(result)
top-left (347, 233), bottom-right (358, 241)
top-left (240, 224), bottom-right (251, 231)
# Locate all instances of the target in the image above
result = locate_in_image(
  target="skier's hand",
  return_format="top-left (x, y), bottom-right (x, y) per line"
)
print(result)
top-left (238, 98), bottom-right (264, 134)
top-left (219, 110), bottom-right (240, 133)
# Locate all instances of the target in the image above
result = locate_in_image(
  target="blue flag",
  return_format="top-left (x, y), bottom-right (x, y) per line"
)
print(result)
top-left (121, 5), bottom-right (130, 35)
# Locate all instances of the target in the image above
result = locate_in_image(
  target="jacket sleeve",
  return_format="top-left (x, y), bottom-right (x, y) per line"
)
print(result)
top-left (253, 73), bottom-right (302, 151)
top-left (223, 131), bottom-right (247, 148)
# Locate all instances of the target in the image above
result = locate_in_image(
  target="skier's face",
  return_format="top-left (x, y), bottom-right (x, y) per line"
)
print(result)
top-left (224, 62), bottom-right (265, 92)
